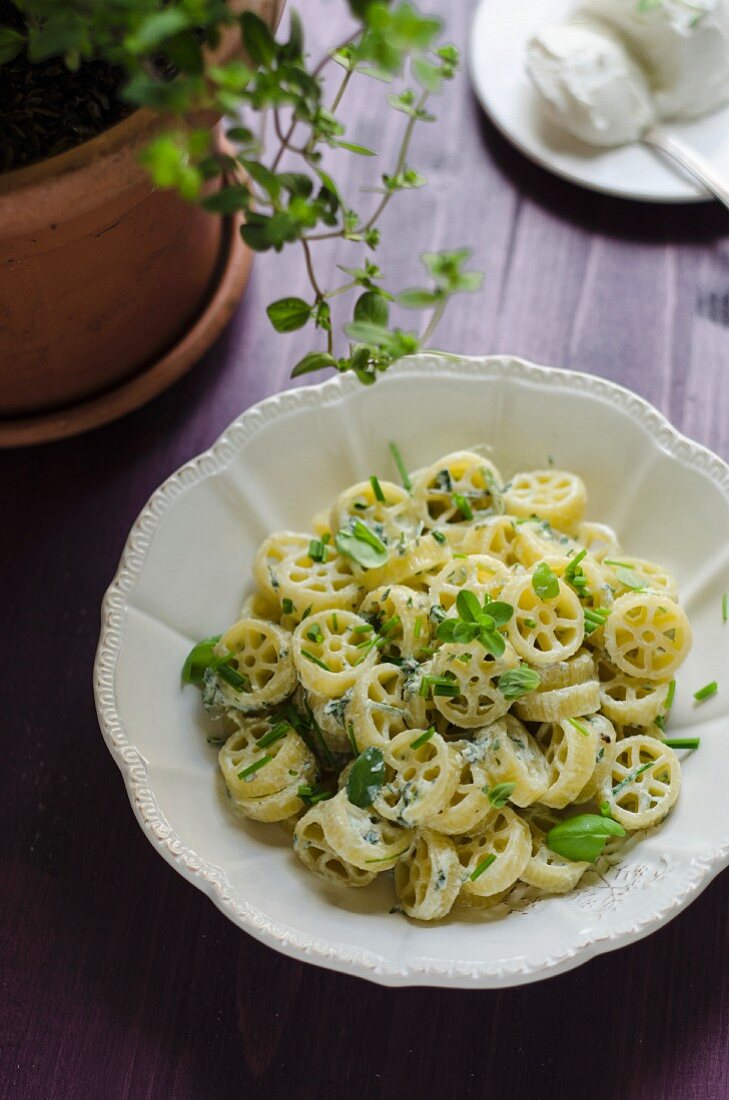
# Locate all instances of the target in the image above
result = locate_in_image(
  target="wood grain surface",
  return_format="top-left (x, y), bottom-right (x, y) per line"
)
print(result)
top-left (2, 2), bottom-right (729, 1097)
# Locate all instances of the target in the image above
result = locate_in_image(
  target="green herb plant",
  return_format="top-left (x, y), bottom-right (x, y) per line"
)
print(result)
top-left (0, 1), bottom-right (481, 384)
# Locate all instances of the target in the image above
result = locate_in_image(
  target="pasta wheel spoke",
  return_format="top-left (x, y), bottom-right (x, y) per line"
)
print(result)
top-left (293, 806), bottom-right (377, 887)
top-left (426, 643), bottom-right (519, 728)
top-left (477, 715), bottom-right (550, 806)
top-left (412, 450), bottom-right (504, 527)
top-left (373, 729), bottom-right (460, 826)
top-left (502, 574), bottom-right (584, 667)
top-left (605, 593), bottom-right (692, 681)
top-left (395, 829), bottom-right (462, 920)
top-left (210, 618), bottom-right (296, 713)
top-left (348, 663), bottom-right (409, 750)
top-left (504, 469), bottom-right (586, 533)
top-left (536, 716), bottom-right (599, 808)
top-left (456, 807), bottom-right (531, 897)
top-left (600, 735), bottom-right (681, 830)
top-left (292, 609), bottom-right (376, 696)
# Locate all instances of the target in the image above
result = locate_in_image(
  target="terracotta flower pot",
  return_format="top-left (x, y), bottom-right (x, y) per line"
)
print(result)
top-left (0, 0), bottom-right (285, 446)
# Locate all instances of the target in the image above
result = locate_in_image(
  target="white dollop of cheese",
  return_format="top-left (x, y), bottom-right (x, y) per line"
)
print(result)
top-left (581, 0), bottom-right (729, 121)
top-left (526, 23), bottom-right (656, 146)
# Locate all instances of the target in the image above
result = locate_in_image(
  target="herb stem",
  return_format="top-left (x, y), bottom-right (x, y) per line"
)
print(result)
top-left (420, 293), bottom-right (448, 346)
top-left (362, 90), bottom-right (430, 232)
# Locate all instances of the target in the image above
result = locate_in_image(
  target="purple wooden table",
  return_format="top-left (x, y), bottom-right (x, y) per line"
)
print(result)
top-left (3, 3), bottom-right (729, 1097)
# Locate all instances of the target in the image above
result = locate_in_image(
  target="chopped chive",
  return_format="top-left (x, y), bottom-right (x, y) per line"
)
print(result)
top-left (654, 715), bottom-right (665, 731)
top-left (663, 738), bottom-right (700, 750)
top-left (694, 681), bottom-right (718, 702)
top-left (599, 800), bottom-right (612, 817)
top-left (413, 616), bottom-right (422, 640)
top-left (297, 784), bottom-right (335, 805)
top-left (353, 623), bottom-right (374, 635)
top-left (365, 846), bottom-right (410, 864)
top-left (723, 594), bottom-right (728, 623)
top-left (567, 717), bottom-right (590, 737)
top-left (237, 755), bottom-right (272, 780)
top-left (282, 598), bottom-right (294, 615)
top-left (332, 613), bottom-right (339, 632)
top-left (218, 664), bottom-right (249, 691)
top-left (301, 649), bottom-right (332, 671)
top-left (302, 605), bottom-right (312, 620)
top-left (524, 617), bottom-right (537, 629)
top-left (256, 721), bottom-right (290, 749)
top-left (306, 624), bottom-right (324, 643)
top-left (308, 537), bottom-right (329, 563)
top-left (370, 475), bottom-right (386, 503)
top-left (432, 529), bottom-right (447, 544)
top-left (470, 853), bottom-right (497, 881)
top-left (665, 679), bottom-right (676, 710)
top-left (347, 721), bottom-right (360, 755)
top-left (389, 441), bottom-right (412, 491)
top-left (410, 726), bottom-right (436, 749)
top-left (452, 492), bottom-right (473, 520)
top-left (612, 761), bottom-right (652, 797)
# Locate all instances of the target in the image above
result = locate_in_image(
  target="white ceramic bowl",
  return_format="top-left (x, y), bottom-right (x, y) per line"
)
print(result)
top-left (94, 354), bottom-right (729, 988)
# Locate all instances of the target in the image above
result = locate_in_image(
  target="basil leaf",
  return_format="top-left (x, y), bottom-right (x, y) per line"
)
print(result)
top-left (614, 566), bottom-right (646, 591)
top-left (335, 520), bottom-right (389, 569)
top-left (181, 635), bottom-right (222, 685)
top-left (546, 814), bottom-right (625, 863)
top-left (456, 589), bottom-right (482, 623)
top-left (532, 562), bottom-right (560, 600)
top-left (346, 746), bottom-right (386, 808)
top-left (498, 665), bottom-right (541, 700)
top-left (487, 781), bottom-right (516, 808)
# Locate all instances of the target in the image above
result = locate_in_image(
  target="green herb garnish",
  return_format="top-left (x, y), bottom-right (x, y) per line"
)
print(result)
top-left (470, 853), bottom-right (497, 881)
top-left (694, 681), bottom-right (718, 702)
top-left (546, 814), bottom-right (625, 862)
top-left (282, 598), bottom-right (294, 615)
top-left (335, 518), bottom-right (389, 569)
top-left (370, 475), bottom-right (386, 503)
top-left (532, 562), bottom-right (560, 600)
top-left (217, 664), bottom-right (250, 691)
top-left (237, 755), bottom-right (272, 780)
top-left (723, 593), bottom-right (728, 624)
top-left (365, 847), bottom-right (410, 864)
top-left (564, 549), bottom-right (589, 598)
top-left (584, 606), bottom-right (610, 634)
top-left (410, 726), bottom-right (436, 749)
top-left (498, 665), bottom-right (541, 700)
top-left (487, 781), bottom-right (516, 808)
top-left (432, 529), bottom-right (447, 544)
top-left (181, 635), bottom-right (223, 685)
top-left (306, 623), bottom-right (324, 643)
top-left (298, 784), bottom-right (335, 806)
top-left (612, 762), bottom-right (653, 797)
top-left (346, 746), bottom-right (386, 808)
top-left (663, 738), bottom-right (700, 750)
top-left (347, 721), bottom-right (360, 756)
top-left (255, 721), bottom-right (291, 749)
top-left (389, 442), bottom-right (412, 492)
top-left (308, 534), bottom-right (331, 563)
top-left (435, 589), bottom-right (513, 657)
top-left (604, 560), bottom-right (646, 591)
top-left (452, 492), bottom-right (473, 520)
top-left (665, 679), bottom-right (676, 710)
top-left (567, 717), bottom-right (590, 738)
top-left (301, 649), bottom-right (332, 671)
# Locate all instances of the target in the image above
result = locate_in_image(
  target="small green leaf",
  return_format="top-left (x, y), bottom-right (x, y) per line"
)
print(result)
top-left (354, 291), bottom-right (389, 327)
top-left (0, 26), bottom-right (25, 65)
top-left (336, 140), bottom-right (377, 156)
top-left (240, 11), bottom-right (277, 66)
top-left (181, 635), bottom-right (222, 685)
top-left (291, 352), bottom-right (337, 378)
top-left (347, 746), bottom-right (386, 808)
top-left (456, 590), bottom-right (482, 624)
top-left (335, 519), bottom-right (389, 569)
top-left (546, 814), bottom-right (625, 863)
top-left (532, 562), bottom-right (560, 600)
top-left (412, 57), bottom-right (442, 92)
top-left (470, 853), bottom-right (497, 881)
top-left (486, 601), bottom-right (514, 626)
top-left (125, 9), bottom-right (191, 54)
top-left (487, 782), bottom-right (516, 808)
top-left (396, 288), bottom-right (442, 309)
top-left (498, 665), bottom-right (541, 701)
top-left (266, 297), bottom-right (312, 333)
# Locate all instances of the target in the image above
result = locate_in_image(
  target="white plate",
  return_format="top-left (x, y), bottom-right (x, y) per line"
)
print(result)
top-left (94, 354), bottom-right (729, 988)
top-left (469, 0), bottom-right (729, 203)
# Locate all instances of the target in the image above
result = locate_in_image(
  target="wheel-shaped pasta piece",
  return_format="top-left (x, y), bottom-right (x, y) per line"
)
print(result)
top-left (219, 717), bottom-right (315, 800)
top-left (275, 547), bottom-right (362, 615)
top-left (604, 593), bottom-right (692, 682)
top-left (574, 713), bottom-right (618, 803)
top-left (513, 519), bottom-right (581, 567)
top-left (394, 829), bottom-right (462, 920)
top-left (460, 516), bottom-right (519, 565)
top-left (600, 735), bottom-right (681, 830)
top-left (501, 574), bottom-right (584, 667)
top-left (212, 619), bottom-right (296, 713)
top-left (535, 716), bottom-right (599, 808)
top-left (330, 479), bottom-right (418, 543)
top-left (514, 679), bottom-right (600, 722)
top-left (402, 672), bottom-right (454, 738)
top-left (412, 450), bottom-right (503, 527)
top-left (456, 808), bottom-right (531, 898)
top-left (358, 533), bottom-right (450, 592)
top-left (576, 521), bottom-right (620, 562)
top-left (373, 729), bottom-right (460, 826)
top-left (603, 557), bottom-right (679, 602)
top-left (240, 588), bottom-right (282, 624)
top-left (253, 531), bottom-right (312, 601)
top-left (535, 648), bottom-right (596, 691)
top-left (319, 790), bottom-right (415, 870)
top-left (504, 469), bottom-right (586, 533)
top-left (348, 663), bottom-right (408, 750)
top-left (231, 780), bottom-right (312, 823)
top-left (292, 610), bottom-right (376, 696)
top-left (519, 806), bottom-right (590, 893)
top-left (597, 657), bottom-right (671, 727)
top-left (428, 555), bottom-right (509, 611)
top-left (428, 741), bottom-right (493, 834)
top-left (307, 690), bottom-right (352, 754)
top-left (427, 643), bottom-right (519, 729)
top-left (359, 584), bottom-right (432, 660)
top-left (454, 886), bottom-right (511, 911)
top-left (293, 805), bottom-right (376, 887)
top-left (478, 715), bottom-right (550, 807)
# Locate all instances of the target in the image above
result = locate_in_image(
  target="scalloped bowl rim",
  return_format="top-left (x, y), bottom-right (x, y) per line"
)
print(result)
top-left (93, 353), bottom-right (729, 988)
